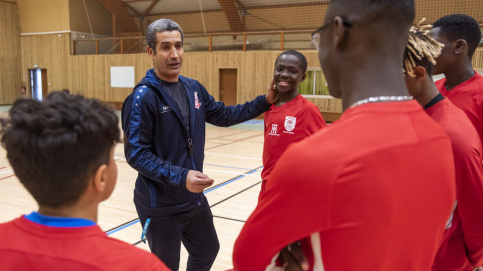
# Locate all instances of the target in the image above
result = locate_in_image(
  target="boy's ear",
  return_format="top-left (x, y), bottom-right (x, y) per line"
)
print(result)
top-left (93, 164), bottom-right (108, 193)
top-left (333, 16), bottom-right (347, 49)
top-left (454, 39), bottom-right (467, 55)
top-left (413, 66), bottom-right (427, 82)
top-left (301, 73), bottom-right (307, 82)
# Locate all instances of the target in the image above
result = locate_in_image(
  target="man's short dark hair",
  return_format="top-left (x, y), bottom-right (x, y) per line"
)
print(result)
top-left (433, 14), bottom-right (482, 57)
top-left (275, 50), bottom-right (308, 73)
top-left (146, 19), bottom-right (184, 53)
top-left (0, 92), bottom-right (120, 208)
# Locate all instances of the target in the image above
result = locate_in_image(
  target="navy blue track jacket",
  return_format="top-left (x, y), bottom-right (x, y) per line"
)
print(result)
top-left (122, 69), bottom-right (270, 215)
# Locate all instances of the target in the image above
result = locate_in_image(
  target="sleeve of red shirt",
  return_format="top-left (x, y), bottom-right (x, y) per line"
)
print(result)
top-left (232, 139), bottom-right (336, 270)
top-left (305, 104), bottom-right (328, 134)
top-left (447, 123), bottom-right (483, 267)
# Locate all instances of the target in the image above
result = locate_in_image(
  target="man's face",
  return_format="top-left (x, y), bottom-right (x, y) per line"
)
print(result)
top-left (429, 27), bottom-right (452, 76)
top-left (148, 30), bottom-right (184, 82)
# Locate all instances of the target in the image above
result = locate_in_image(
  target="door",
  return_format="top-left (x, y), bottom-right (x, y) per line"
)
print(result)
top-left (29, 69), bottom-right (48, 101)
top-left (219, 69), bottom-right (237, 106)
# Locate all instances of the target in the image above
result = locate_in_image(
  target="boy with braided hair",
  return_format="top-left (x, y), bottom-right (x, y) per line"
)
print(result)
top-left (403, 24), bottom-right (483, 271)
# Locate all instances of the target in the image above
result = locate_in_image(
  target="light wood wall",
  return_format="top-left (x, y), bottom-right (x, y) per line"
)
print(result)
top-left (19, 34), bottom-right (342, 114)
top-left (0, 1), bottom-right (23, 104)
top-left (17, 30), bottom-right (483, 116)
top-left (16, 0), bottom-right (69, 33)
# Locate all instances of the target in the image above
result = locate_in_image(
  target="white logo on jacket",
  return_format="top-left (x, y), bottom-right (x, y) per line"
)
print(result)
top-left (194, 92), bottom-right (202, 109)
top-left (284, 116), bottom-right (297, 132)
top-left (161, 105), bottom-right (172, 114)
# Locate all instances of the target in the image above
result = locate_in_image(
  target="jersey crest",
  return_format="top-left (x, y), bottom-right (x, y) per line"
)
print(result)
top-left (284, 116), bottom-right (297, 132)
top-left (194, 92), bottom-right (202, 109)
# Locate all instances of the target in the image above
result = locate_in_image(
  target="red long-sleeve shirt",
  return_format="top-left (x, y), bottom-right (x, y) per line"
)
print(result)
top-left (233, 101), bottom-right (456, 271)
top-left (426, 97), bottom-right (483, 270)
top-left (261, 94), bottom-right (327, 195)
top-left (0, 215), bottom-right (170, 271)
top-left (436, 72), bottom-right (483, 147)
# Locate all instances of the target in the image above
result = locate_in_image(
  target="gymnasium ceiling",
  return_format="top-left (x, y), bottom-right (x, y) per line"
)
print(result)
top-left (121, 0), bottom-right (326, 15)
top-left (98, 0), bottom-right (328, 34)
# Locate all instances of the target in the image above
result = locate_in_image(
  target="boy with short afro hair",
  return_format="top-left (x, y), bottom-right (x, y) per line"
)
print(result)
top-left (261, 50), bottom-right (327, 197)
top-left (430, 14), bottom-right (483, 147)
top-left (0, 91), bottom-right (169, 270)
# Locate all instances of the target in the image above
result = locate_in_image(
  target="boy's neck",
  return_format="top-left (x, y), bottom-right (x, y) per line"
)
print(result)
top-left (444, 63), bottom-right (475, 91)
top-left (275, 90), bottom-right (299, 107)
top-left (38, 203), bottom-right (98, 223)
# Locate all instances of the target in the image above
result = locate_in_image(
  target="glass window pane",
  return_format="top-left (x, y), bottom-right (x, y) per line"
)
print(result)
top-left (299, 70), bottom-right (314, 95)
top-left (315, 70), bottom-right (330, 96)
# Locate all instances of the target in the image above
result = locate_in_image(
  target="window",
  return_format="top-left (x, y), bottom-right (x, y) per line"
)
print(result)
top-left (298, 69), bottom-right (331, 97)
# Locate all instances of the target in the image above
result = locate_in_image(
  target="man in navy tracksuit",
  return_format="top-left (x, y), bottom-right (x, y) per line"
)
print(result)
top-left (122, 19), bottom-right (277, 271)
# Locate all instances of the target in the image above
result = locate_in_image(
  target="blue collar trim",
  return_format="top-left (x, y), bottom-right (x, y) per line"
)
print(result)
top-left (24, 212), bottom-right (96, 228)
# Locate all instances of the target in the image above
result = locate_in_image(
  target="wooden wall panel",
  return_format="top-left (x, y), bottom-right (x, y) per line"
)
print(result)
top-left (19, 30), bottom-right (483, 114)
top-left (473, 49), bottom-right (483, 69)
top-left (0, 1), bottom-right (23, 104)
top-left (17, 0), bottom-right (69, 33)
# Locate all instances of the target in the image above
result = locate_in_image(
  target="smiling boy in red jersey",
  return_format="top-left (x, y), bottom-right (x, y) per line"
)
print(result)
top-left (233, 0), bottom-right (456, 270)
top-left (404, 24), bottom-right (483, 271)
top-left (0, 92), bottom-right (169, 271)
top-left (261, 50), bottom-right (327, 197)
top-left (430, 14), bottom-right (483, 148)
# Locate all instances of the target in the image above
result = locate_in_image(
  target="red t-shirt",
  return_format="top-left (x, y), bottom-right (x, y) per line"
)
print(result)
top-left (426, 98), bottom-right (483, 270)
top-left (0, 216), bottom-right (170, 271)
top-left (233, 101), bottom-right (456, 271)
top-left (436, 72), bottom-right (483, 147)
top-left (261, 94), bottom-right (327, 195)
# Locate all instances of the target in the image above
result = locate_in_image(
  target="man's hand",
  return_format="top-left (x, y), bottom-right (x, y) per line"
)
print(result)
top-left (280, 242), bottom-right (309, 271)
top-left (186, 170), bottom-right (214, 193)
top-left (265, 79), bottom-right (279, 104)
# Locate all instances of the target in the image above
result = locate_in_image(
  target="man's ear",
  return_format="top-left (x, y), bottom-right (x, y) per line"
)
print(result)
top-left (454, 39), bottom-right (467, 55)
top-left (301, 73), bottom-right (307, 82)
top-left (93, 164), bottom-right (108, 193)
top-left (413, 66), bottom-right (427, 82)
top-left (147, 46), bottom-right (155, 60)
top-left (333, 16), bottom-right (347, 49)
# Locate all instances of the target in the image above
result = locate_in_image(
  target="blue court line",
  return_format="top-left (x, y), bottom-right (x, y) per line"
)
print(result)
top-left (203, 169), bottom-right (256, 194)
top-left (113, 155), bottom-right (261, 172)
top-left (106, 219), bottom-right (141, 236)
top-left (106, 169), bottom-right (257, 236)
top-left (203, 163), bottom-right (262, 171)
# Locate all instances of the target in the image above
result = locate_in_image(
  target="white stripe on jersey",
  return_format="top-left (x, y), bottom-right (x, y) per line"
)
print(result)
top-left (311, 232), bottom-right (325, 271)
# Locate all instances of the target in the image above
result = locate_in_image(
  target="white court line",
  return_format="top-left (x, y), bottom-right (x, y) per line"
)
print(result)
top-left (204, 153), bottom-right (262, 161)
top-left (0, 170), bottom-right (13, 174)
top-left (203, 168), bottom-right (261, 178)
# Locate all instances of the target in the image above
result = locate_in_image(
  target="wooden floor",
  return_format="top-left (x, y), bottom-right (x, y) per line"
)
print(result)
top-left (0, 120), bottom-right (266, 271)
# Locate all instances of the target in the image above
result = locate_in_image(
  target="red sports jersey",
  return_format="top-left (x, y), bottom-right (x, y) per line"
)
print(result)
top-left (233, 101), bottom-right (456, 271)
top-left (0, 216), bottom-right (170, 271)
top-left (426, 98), bottom-right (483, 270)
top-left (261, 94), bottom-right (327, 195)
top-left (436, 72), bottom-right (483, 147)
